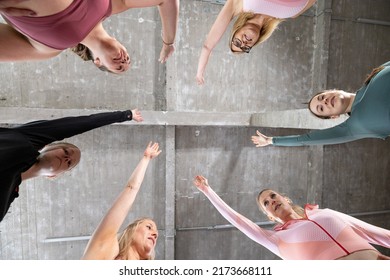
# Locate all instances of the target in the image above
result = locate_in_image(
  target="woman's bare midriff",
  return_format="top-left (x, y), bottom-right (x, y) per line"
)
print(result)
top-left (336, 249), bottom-right (389, 260)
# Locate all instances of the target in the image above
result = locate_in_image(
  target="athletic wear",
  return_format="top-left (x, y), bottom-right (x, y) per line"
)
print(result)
top-left (0, 110), bottom-right (132, 222)
top-left (273, 61), bottom-right (390, 146)
top-left (2, 0), bottom-right (112, 50)
top-left (202, 186), bottom-right (390, 259)
top-left (243, 0), bottom-right (309, 18)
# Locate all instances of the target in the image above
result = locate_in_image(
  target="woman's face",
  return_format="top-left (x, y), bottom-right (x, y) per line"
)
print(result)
top-left (258, 190), bottom-right (294, 222)
top-left (231, 23), bottom-right (261, 53)
top-left (309, 90), bottom-right (349, 118)
top-left (132, 219), bottom-right (158, 259)
top-left (93, 38), bottom-right (131, 73)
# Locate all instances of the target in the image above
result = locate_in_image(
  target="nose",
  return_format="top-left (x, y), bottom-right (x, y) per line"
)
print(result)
top-left (324, 97), bottom-right (329, 105)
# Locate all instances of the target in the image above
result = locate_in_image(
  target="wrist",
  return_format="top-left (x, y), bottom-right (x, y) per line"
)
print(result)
top-left (162, 39), bottom-right (174, 47)
top-left (161, 32), bottom-right (174, 46)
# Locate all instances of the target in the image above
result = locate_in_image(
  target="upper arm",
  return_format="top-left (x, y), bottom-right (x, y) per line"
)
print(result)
top-left (202, 0), bottom-right (238, 50)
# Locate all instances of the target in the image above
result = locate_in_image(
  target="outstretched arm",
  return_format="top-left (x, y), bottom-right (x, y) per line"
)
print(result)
top-left (82, 142), bottom-right (162, 260)
top-left (110, 0), bottom-right (179, 63)
top-left (14, 109), bottom-right (142, 150)
top-left (196, 0), bottom-right (238, 85)
top-left (252, 120), bottom-right (370, 147)
top-left (157, 0), bottom-right (179, 63)
top-left (251, 130), bottom-right (273, 147)
top-left (193, 175), bottom-right (281, 257)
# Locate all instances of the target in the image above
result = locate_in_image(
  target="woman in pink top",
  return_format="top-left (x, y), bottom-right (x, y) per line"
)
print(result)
top-left (196, 0), bottom-right (317, 85)
top-left (0, 0), bottom-right (179, 73)
top-left (82, 142), bottom-right (161, 260)
top-left (193, 175), bottom-right (390, 260)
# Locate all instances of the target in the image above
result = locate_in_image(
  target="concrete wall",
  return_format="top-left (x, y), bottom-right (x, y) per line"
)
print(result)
top-left (0, 0), bottom-right (390, 260)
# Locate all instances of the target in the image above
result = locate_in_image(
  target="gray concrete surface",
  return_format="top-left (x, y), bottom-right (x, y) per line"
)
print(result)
top-left (0, 0), bottom-right (389, 260)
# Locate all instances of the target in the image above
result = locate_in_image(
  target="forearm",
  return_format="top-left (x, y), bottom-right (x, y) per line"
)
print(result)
top-left (197, 46), bottom-right (212, 76)
top-left (87, 156), bottom-right (152, 243)
top-left (14, 110), bottom-right (133, 149)
top-left (159, 0), bottom-right (179, 45)
top-left (126, 155), bottom-right (152, 190)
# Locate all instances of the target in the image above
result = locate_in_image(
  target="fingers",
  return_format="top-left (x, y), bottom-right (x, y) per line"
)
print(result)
top-left (196, 76), bottom-right (205, 85)
top-left (131, 108), bottom-right (144, 122)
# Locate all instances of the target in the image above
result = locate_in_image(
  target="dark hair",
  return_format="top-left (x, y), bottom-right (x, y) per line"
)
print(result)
top-left (306, 90), bottom-right (331, 119)
top-left (70, 44), bottom-right (111, 73)
top-left (364, 65), bottom-right (385, 85)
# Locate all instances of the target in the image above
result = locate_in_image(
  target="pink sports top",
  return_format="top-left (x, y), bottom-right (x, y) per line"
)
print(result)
top-left (243, 0), bottom-right (310, 18)
top-left (3, 0), bottom-right (112, 50)
top-left (203, 187), bottom-right (390, 260)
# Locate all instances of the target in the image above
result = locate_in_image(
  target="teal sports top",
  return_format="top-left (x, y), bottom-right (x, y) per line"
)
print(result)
top-left (273, 61), bottom-right (390, 146)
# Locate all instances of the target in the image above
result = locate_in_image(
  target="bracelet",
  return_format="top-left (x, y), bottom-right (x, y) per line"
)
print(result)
top-left (162, 38), bottom-right (174, 47)
top-left (161, 32), bottom-right (174, 46)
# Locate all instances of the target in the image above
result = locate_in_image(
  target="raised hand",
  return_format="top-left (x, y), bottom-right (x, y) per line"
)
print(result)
top-left (131, 108), bottom-right (143, 122)
top-left (193, 175), bottom-right (210, 192)
top-left (195, 72), bottom-right (205, 86)
top-left (144, 142), bottom-right (162, 159)
top-left (251, 130), bottom-right (273, 147)
top-left (158, 44), bottom-right (175, 63)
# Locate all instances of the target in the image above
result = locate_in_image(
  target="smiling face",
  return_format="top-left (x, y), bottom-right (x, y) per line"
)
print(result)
top-left (131, 219), bottom-right (158, 259)
top-left (309, 90), bottom-right (349, 118)
top-left (38, 144), bottom-right (81, 176)
top-left (231, 23), bottom-right (261, 53)
top-left (258, 190), bottom-right (295, 223)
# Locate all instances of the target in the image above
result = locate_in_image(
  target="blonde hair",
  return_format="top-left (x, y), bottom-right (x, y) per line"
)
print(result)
top-left (117, 217), bottom-right (156, 260)
top-left (256, 189), bottom-right (305, 222)
top-left (229, 12), bottom-right (283, 52)
top-left (70, 44), bottom-right (110, 72)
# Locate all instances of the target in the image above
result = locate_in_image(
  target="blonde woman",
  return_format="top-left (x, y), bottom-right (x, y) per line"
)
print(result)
top-left (82, 142), bottom-right (161, 260)
top-left (194, 175), bottom-right (390, 260)
top-left (196, 0), bottom-right (317, 85)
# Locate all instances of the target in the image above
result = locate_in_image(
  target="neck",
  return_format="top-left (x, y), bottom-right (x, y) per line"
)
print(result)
top-left (281, 212), bottom-right (302, 223)
top-left (80, 22), bottom-right (108, 51)
top-left (21, 163), bottom-right (41, 181)
top-left (344, 92), bottom-right (356, 113)
top-left (250, 14), bottom-right (271, 25)
top-left (122, 246), bottom-right (145, 260)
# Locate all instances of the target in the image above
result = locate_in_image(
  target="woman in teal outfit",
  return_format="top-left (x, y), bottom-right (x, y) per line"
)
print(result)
top-left (252, 61), bottom-right (390, 147)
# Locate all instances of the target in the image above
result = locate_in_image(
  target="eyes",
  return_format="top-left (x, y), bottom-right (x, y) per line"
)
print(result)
top-left (263, 193), bottom-right (276, 207)
top-left (63, 148), bottom-right (72, 168)
top-left (316, 95), bottom-right (325, 112)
